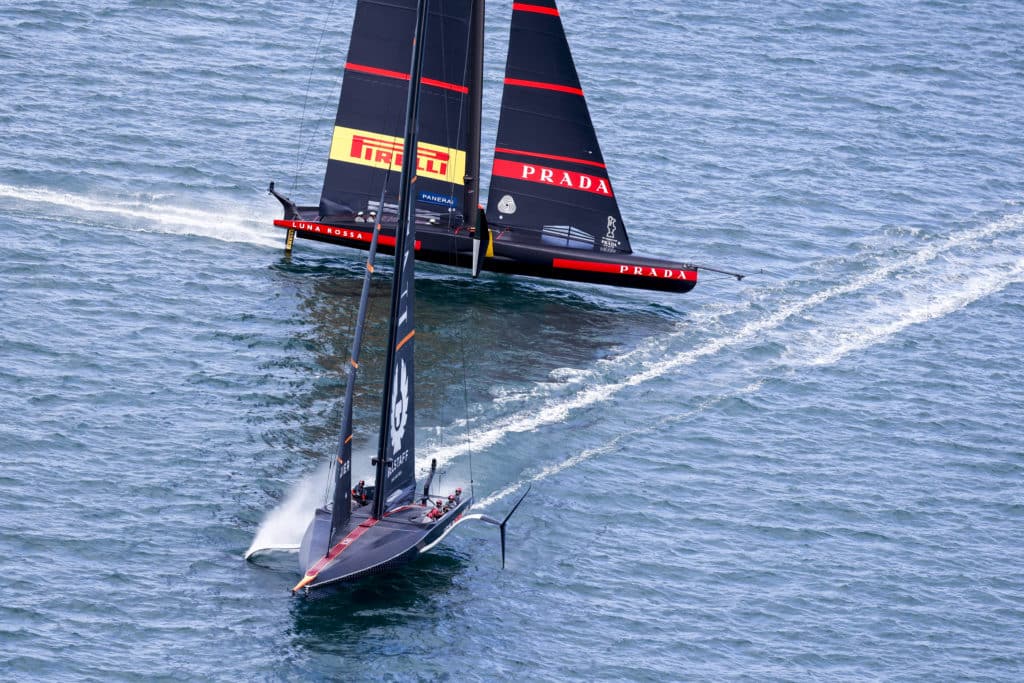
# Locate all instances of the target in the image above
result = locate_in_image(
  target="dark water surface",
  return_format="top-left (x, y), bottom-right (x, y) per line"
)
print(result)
top-left (2, 0), bottom-right (1023, 680)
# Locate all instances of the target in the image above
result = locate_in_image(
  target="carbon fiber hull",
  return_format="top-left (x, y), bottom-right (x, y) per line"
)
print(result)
top-left (294, 497), bottom-right (474, 596)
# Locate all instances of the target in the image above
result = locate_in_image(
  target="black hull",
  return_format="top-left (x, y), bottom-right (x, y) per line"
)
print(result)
top-left (274, 214), bottom-right (698, 294)
top-left (294, 497), bottom-right (475, 596)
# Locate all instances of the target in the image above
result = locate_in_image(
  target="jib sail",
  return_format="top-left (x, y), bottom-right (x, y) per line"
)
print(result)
top-left (319, 0), bottom-right (474, 228)
top-left (486, 0), bottom-right (632, 255)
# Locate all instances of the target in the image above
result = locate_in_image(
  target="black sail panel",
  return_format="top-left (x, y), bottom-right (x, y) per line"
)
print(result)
top-left (379, 299), bottom-right (416, 511)
top-left (372, 0), bottom-right (430, 518)
top-left (486, 0), bottom-right (632, 255)
top-left (319, 0), bottom-right (474, 227)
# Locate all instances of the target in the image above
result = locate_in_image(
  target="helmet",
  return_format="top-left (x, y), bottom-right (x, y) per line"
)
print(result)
top-left (455, 488), bottom-right (462, 494)
top-left (448, 494), bottom-right (455, 501)
top-left (436, 500), bottom-right (443, 506)
top-left (359, 480), bottom-right (365, 486)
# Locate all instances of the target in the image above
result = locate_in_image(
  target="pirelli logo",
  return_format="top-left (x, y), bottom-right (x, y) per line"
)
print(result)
top-left (330, 126), bottom-right (466, 185)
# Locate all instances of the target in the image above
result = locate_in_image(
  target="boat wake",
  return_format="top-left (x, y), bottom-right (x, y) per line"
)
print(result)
top-left (0, 183), bottom-right (281, 248)
top-left (252, 212), bottom-right (1023, 521)
top-left (245, 465), bottom-right (328, 560)
top-left (450, 211), bottom-right (1024, 506)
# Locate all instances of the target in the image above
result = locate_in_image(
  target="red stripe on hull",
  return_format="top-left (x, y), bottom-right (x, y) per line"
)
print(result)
top-left (275, 219), bottom-right (421, 250)
top-left (302, 517), bottom-right (381, 581)
top-left (345, 62), bottom-right (469, 94)
top-left (553, 258), bottom-right (698, 282)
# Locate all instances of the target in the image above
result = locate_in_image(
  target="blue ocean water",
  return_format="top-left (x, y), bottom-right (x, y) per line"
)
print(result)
top-left (2, 0), bottom-right (1023, 679)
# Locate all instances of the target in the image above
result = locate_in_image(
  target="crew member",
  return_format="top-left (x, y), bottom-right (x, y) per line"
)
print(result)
top-left (427, 500), bottom-right (444, 520)
top-left (352, 480), bottom-right (367, 506)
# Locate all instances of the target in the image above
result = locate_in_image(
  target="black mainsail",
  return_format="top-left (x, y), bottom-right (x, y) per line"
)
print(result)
top-left (369, 0), bottom-right (427, 521)
top-left (486, 0), bottom-right (631, 256)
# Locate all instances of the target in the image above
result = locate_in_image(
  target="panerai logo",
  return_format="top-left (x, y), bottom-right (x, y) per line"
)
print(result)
top-left (389, 359), bottom-right (409, 452)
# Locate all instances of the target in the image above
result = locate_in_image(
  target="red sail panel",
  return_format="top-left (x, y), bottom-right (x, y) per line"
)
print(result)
top-left (486, 0), bottom-right (632, 255)
top-left (319, 0), bottom-right (473, 227)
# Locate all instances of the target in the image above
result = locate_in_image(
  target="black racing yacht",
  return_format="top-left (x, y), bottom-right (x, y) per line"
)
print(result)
top-left (269, 0), bottom-right (743, 293)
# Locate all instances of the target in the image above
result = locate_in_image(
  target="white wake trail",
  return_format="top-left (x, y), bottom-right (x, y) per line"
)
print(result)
top-left (0, 183), bottom-right (281, 248)
top-left (478, 379), bottom-right (767, 508)
top-left (805, 259), bottom-right (1024, 367)
top-left (430, 215), bottom-right (1023, 475)
top-left (470, 213), bottom-right (1024, 507)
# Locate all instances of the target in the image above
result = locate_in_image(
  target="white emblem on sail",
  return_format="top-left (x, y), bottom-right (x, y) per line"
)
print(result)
top-left (497, 194), bottom-right (517, 215)
top-left (389, 359), bottom-right (409, 452)
top-left (600, 216), bottom-right (621, 252)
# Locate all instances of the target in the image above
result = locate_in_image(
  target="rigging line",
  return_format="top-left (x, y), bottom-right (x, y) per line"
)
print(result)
top-left (293, 0), bottom-right (340, 193)
top-left (458, 281), bottom-right (475, 499)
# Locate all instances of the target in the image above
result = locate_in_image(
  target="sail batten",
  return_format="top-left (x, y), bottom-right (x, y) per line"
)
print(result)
top-left (345, 62), bottom-right (470, 93)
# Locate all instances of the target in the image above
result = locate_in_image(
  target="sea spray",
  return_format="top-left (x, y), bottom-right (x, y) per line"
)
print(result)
top-left (245, 463), bottom-right (330, 559)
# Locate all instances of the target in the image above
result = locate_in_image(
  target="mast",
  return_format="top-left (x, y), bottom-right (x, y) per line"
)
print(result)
top-left (326, 184), bottom-right (387, 548)
top-left (467, 0), bottom-right (488, 277)
top-left (463, 0), bottom-right (484, 228)
top-left (372, 0), bottom-right (430, 520)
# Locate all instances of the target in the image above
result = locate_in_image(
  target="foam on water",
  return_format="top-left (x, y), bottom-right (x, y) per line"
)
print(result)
top-left (466, 212), bottom-right (1024, 507)
top-left (0, 183), bottom-right (281, 248)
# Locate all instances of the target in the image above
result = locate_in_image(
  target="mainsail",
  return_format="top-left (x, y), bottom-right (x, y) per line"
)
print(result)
top-left (319, 0), bottom-right (474, 228)
top-left (369, 0), bottom-right (428, 520)
top-left (486, 0), bottom-right (632, 255)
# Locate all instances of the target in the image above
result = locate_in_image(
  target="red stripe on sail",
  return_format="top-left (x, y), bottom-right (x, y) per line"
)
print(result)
top-left (504, 77), bottom-right (583, 96)
top-left (495, 147), bottom-right (606, 169)
top-left (492, 159), bottom-right (613, 196)
top-left (512, 2), bottom-right (560, 15)
top-left (345, 62), bottom-right (469, 94)
top-left (553, 259), bottom-right (699, 281)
